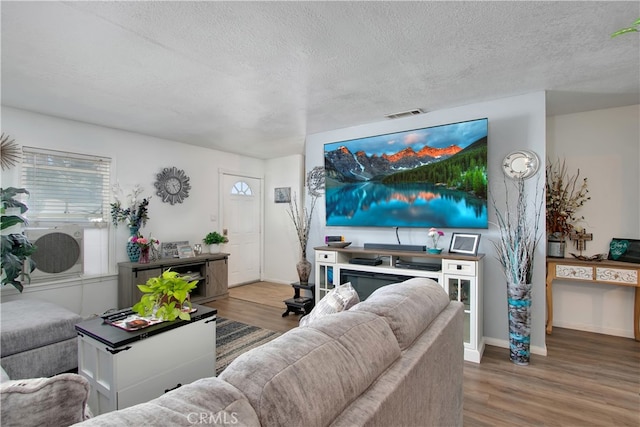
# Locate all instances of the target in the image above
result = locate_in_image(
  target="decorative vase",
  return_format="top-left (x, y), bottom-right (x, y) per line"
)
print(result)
top-left (139, 247), bottom-right (150, 264)
top-left (427, 248), bottom-right (443, 254)
top-left (507, 282), bottom-right (531, 365)
top-left (296, 257), bottom-right (312, 285)
top-left (208, 244), bottom-right (220, 254)
top-left (127, 226), bottom-right (141, 263)
top-left (547, 235), bottom-right (566, 258)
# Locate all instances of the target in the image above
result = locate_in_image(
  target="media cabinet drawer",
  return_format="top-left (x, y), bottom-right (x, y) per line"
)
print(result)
top-left (442, 259), bottom-right (476, 276)
top-left (316, 250), bottom-right (337, 263)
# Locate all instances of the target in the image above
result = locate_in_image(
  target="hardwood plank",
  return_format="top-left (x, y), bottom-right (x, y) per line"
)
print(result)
top-left (205, 283), bottom-right (640, 426)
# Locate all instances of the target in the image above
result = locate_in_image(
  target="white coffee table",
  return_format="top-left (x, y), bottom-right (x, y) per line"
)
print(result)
top-left (75, 305), bottom-right (217, 415)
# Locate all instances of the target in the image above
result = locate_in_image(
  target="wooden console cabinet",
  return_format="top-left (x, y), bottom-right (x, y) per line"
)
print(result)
top-left (314, 246), bottom-right (484, 363)
top-left (118, 254), bottom-right (229, 309)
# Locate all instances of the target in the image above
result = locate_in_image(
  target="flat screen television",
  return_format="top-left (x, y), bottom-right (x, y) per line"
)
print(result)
top-left (324, 118), bottom-right (488, 228)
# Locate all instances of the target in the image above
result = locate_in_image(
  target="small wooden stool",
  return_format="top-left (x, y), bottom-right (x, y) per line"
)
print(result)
top-left (282, 282), bottom-right (315, 317)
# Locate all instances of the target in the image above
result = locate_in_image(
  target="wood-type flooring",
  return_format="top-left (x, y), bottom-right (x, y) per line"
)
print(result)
top-left (206, 282), bottom-right (640, 426)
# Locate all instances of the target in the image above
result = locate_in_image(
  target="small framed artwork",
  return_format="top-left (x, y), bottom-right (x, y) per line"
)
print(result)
top-left (161, 241), bottom-right (189, 258)
top-left (274, 187), bottom-right (291, 203)
top-left (177, 244), bottom-right (195, 258)
top-left (607, 238), bottom-right (640, 264)
top-left (449, 233), bottom-right (481, 256)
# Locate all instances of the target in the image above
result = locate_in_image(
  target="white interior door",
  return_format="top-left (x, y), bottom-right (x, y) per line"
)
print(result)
top-left (221, 173), bottom-right (262, 286)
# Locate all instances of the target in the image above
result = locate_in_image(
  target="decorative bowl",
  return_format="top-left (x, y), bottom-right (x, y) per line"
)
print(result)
top-left (427, 248), bottom-right (443, 254)
top-left (328, 241), bottom-right (352, 248)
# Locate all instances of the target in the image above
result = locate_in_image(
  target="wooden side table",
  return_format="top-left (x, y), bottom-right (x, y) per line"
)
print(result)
top-left (282, 282), bottom-right (315, 317)
top-left (546, 257), bottom-right (640, 341)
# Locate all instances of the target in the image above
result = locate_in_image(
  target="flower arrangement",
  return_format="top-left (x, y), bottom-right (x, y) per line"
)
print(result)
top-left (545, 159), bottom-right (590, 238)
top-left (110, 184), bottom-right (151, 228)
top-left (427, 228), bottom-right (444, 249)
top-left (130, 234), bottom-right (159, 250)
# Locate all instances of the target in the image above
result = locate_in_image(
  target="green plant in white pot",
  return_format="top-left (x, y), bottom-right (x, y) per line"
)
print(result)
top-left (202, 231), bottom-right (228, 253)
top-left (132, 270), bottom-right (198, 321)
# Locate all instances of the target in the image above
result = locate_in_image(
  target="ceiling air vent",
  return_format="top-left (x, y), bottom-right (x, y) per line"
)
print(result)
top-left (384, 108), bottom-right (425, 120)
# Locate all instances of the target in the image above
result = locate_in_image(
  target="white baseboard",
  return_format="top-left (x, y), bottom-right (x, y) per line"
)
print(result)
top-left (551, 320), bottom-right (633, 339)
top-left (483, 337), bottom-right (548, 357)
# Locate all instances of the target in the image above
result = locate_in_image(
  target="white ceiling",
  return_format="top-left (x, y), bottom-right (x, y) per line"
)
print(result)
top-left (2, 1), bottom-right (639, 159)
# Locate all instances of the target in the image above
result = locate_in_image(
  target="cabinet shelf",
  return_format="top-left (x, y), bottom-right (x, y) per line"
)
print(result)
top-left (118, 254), bottom-right (229, 309)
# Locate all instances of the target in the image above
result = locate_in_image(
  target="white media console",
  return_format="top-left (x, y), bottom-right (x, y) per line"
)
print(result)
top-left (314, 246), bottom-right (484, 363)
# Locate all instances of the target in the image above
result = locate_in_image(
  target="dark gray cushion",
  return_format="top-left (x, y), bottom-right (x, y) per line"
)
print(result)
top-left (1, 300), bottom-right (82, 357)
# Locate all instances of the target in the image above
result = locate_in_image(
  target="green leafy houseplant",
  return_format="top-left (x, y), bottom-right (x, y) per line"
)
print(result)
top-left (132, 270), bottom-right (198, 321)
top-left (203, 231), bottom-right (228, 245)
top-left (1, 187), bottom-right (37, 292)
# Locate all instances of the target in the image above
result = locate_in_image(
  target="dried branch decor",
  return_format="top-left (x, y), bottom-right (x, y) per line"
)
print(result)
top-left (492, 177), bottom-right (544, 285)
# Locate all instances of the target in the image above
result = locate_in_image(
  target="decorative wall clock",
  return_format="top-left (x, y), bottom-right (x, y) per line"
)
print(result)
top-left (502, 150), bottom-right (540, 180)
top-left (155, 167), bottom-right (191, 205)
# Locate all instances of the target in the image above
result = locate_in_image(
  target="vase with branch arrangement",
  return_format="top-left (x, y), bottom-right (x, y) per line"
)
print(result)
top-left (287, 167), bottom-right (324, 284)
top-left (545, 159), bottom-right (590, 257)
top-left (492, 175), bottom-right (543, 365)
top-left (110, 184), bottom-right (152, 262)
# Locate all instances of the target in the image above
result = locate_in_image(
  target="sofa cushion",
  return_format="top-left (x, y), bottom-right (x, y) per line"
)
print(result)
top-left (220, 311), bottom-right (400, 427)
top-left (299, 282), bottom-right (359, 327)
top-left (1, 373), bottom-right (90, 426)
top-left (0, 299), bottom-right (83, 357)
top-left (77, 377), bottom-right (260, 427)
top-left (350, 277), bottom-right (449, 350)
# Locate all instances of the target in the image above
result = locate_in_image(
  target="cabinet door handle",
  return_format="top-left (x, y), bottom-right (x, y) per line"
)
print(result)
top-left (165, 383), bottom-right (182, 393)
top-left (205, 318), bottom-right (216, 324)
top-left (106, 346), bottom-right (131, 354)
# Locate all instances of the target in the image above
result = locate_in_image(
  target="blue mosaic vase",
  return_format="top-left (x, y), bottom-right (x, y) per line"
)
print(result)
top-left (127, 226), bottom-right (141, 263)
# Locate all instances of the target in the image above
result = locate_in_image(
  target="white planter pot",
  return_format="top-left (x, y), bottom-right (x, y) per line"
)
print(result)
top-left (208, 244), bottom-right (220, 254)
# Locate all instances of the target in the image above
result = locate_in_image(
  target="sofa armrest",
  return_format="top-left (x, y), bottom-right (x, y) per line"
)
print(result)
top-left (1, 373), bottom-right (91, 426)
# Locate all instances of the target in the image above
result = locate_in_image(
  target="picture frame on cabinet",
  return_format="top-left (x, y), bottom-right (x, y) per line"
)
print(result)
top-left (161, 241), bottom-right (189, 258)
top-left (449, 233), bottom-right (481, 256)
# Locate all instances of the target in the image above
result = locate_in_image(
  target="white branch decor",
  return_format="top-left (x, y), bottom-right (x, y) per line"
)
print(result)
top-left (491, 175), bottom-right (543, 365)
top-left (492, 177), bottom-right (543, 285)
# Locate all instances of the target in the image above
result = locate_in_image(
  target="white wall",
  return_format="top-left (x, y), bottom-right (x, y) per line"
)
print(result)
top-left (263, 154), bottom-right (305, 284)
top-left (0, 106), bottom-right (268, 314)
top-left (547, 104), bottom-right (640, 338)
top-left (305, 92), bottom-right (547, 352)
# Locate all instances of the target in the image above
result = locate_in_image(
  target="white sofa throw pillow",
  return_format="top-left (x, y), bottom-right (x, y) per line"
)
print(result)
top-left (299, 282), bottom-right (359, 327)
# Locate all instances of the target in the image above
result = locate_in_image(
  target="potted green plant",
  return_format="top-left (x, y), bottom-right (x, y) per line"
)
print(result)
top-left (132, 269), bottom-right (198, 321)
top-left (1, 187), bottom-right (37, 292)
top-left (202, 231), bottom-right (228, 254)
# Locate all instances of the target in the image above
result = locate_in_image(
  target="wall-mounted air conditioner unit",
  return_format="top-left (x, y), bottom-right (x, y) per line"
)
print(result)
top-left (25, 226), bottom-right (84, 281)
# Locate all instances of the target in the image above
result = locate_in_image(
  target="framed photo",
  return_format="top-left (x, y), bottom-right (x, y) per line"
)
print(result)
top-left (177, 244), bottom-right (195, 258)
top-left (161, 241), bottom-right (189, 258)
top-left (449, 233), bottom-right (481, 256)
top-left (274, 187), bottom-right (291, 203)
top-left (607, 238), bottom-right (640, 264)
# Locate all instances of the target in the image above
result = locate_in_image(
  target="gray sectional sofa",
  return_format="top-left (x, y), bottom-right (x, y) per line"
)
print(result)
top-left (76, 278), bottom-right (464, 426)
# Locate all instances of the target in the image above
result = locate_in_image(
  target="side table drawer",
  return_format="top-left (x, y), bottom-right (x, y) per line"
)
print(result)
top-left (556, 265), bottom-right (593, 280)
top-left (596, 267), bottom-right (638, 285)
top-left (442, 259), bottom-right (476, 276)
top-left (118, 352), bottom-right (215, 410)
top-left (316, 250), bottom-right (337, 263)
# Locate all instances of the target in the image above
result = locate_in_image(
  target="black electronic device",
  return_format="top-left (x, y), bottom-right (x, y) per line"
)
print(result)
top-left (349, 257), bottom-right (383, 266)
top-left (364, 243), bottom-right (427, 252)
top-left (395, 260), bottom-right (441, 272)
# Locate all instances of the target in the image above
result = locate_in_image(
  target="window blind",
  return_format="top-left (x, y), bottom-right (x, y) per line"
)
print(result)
top-left (21, 147), bottom-right (111, 224)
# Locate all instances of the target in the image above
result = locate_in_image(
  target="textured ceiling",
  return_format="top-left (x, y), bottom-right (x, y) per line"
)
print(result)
top-left (2, 1), bottom-right (639, 159)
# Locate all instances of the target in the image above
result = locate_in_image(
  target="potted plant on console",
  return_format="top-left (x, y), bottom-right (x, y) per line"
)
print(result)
top-left (132, 270), bottom-right (198, 321)
top-left (203, 231), bottom-right (228, 254)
